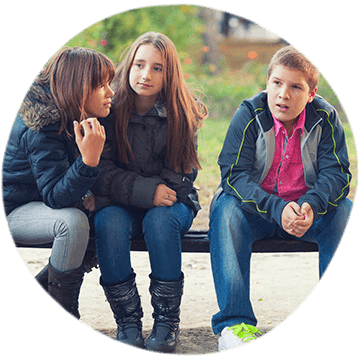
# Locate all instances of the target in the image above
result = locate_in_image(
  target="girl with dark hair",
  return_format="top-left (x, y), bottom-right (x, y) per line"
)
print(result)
top-left (92, 32), bottom-right (208, 352)
top-left (3, 47), bottom-right (115, 318)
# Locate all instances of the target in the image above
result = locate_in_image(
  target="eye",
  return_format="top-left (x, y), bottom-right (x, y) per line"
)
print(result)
top-left (154, 66), bottom-right (163, 72)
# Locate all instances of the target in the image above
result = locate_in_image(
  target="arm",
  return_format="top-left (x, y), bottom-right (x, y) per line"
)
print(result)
top-left (160, 167), bottom-right (197, 202)
top-left (94, 149), bottom-right (167, 209)
top-left (26, 125), bottom-right (101, 209)
top-left (298, 108), bottom-right (351, 221)
top-left (219, 103), bottom-right (287, 227)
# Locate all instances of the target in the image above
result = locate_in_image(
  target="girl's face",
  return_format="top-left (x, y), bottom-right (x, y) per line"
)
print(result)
top-left (85, 80), bottom-right (114, 118)
top-left (129, 44), bottom-right (164, 103)
top-left (267, 65), bottom-right (316, 126)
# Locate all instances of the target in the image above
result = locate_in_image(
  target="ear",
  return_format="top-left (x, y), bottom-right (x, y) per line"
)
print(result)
top-left (308, 88), bottom-right (317, 103)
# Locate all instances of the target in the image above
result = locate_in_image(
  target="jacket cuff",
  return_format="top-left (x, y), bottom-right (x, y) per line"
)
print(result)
top-left (130, 176), bottom-right (165, 209)
top-left (297, 197), bottom-right (319, 222)
top-left (76, 156), bottom-right (100, 178)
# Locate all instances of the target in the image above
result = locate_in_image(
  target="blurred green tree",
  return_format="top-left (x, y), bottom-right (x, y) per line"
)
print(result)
top-left (65, 5), bottom-right (204, 64)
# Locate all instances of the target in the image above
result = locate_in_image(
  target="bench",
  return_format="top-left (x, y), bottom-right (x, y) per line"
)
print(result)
top-left (15, 229), bottom-right (319, 253)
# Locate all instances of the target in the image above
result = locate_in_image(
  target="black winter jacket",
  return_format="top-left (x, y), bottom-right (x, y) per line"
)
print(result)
top-left (2, 79), bottom-right (100, 215)
top-left (93, 101), bottom-right (200, 215)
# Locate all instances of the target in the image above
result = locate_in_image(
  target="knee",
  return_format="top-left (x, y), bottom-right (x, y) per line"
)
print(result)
top-left (55, 208), bottom-right (89, 236)
top-left (143, 207), bottom-right (173, 235)
top-left (210, 194), bottom-right (244, 229)
top-left (332, 197), bottom-right (353, 225)
top-left (144, 205), bottom-right (179, 226)
top-left (95, 206), bottom-right (129, 230)
top-left (341, 197), bottom-right (353, 215)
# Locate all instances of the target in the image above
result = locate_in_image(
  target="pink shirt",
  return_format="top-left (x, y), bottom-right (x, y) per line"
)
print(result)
top-left (260, 109), bottom-right (309, 202)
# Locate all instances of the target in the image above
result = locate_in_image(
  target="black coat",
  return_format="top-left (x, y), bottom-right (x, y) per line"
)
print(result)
top-left (2, 79), bottom-right (100, 215)
top-left (93, 101), bottom-right (200, 215)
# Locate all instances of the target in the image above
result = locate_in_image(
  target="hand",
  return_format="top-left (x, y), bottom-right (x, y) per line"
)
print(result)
top-left (281, 201), bottom-right (304, 236)
top-left (292, 202), bottom-right (314, 238)
top-left (281, 202), bottom-right (314, 237)
top-left (74, 118), bottom-right (106, 167)
top-left (153, 184), bottom-right (177, 207)
top-left (82, 193), bottom-right (95, 212)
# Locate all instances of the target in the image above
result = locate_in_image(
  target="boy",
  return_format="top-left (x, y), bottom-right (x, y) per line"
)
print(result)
top-left (208, 46), bottom-right (352, 350)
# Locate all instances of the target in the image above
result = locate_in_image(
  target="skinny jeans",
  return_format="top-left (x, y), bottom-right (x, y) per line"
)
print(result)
top-left (7, 201), bottom-right (90, 272)
top-left (94, 203), bottom-right (194, 284)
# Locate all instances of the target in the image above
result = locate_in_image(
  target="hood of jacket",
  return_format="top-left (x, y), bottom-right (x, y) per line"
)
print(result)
top-left (19, 78), bottom-right (61, 132)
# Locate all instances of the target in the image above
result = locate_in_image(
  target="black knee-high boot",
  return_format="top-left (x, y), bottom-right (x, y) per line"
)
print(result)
top-left (48, 262), bottom-right (85, 319)
top-left (146, 273), bottom-right (184, 353)
top-left (35, 243), bottom-right (97, 293)
top-left (101, 272), bottom-right (144, 348)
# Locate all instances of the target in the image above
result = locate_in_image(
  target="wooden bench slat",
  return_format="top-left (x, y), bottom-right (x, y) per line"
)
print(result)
top-left (15, 230), bottom-right (318, 253)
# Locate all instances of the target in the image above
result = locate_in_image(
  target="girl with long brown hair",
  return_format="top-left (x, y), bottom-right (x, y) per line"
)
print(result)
top-left (92, 32), bottom-right (208, 352)
top-left (3, 47), bottom-right (115, 318)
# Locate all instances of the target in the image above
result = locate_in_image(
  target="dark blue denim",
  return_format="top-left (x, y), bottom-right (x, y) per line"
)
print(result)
top-left (209, 193), bottom-right (352, 334)
top-left (94, 203), bottom-right (194, 284)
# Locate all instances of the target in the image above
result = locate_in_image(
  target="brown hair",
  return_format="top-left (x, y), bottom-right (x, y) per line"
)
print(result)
top-left (38, 47), bottom-right (115, 135)
top-left (112, 32), bottom-right (208, 173)
top-left (268, 46), bottom-right (319, 91)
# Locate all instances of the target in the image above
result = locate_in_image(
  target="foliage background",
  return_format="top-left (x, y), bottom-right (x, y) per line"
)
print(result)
top-left (65, 5), bottom-right (357, 228)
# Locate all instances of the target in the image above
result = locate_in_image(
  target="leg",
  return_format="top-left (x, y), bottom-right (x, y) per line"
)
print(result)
top-left (7, 202), bottom-right (90, 318)
top-left (7, 201), bottom-right (89, 271)
top-left (142, 202), bottom-right (193, 281)
top-left (94, 205), bottom-right (144, 284)
top-left (297, 198), bottom-right (352, 277)
top-left (209, 193), bottom-right (276, 334)
top-left (94, 206), bottom-right (144, 346)
top-left (100, 272), bottom-right (144, 348)
top-left (143, 203), bottom-right (193, 352)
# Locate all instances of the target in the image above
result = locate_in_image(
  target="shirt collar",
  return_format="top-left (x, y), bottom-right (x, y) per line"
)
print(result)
top-left (273, 108), bottom-right (306, 136)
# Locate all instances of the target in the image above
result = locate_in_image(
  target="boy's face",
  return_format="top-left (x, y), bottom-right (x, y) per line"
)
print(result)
top-left (267, 65), bottom-right (316, 126)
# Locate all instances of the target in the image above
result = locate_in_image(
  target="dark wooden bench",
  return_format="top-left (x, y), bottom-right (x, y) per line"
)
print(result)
top-left (15, 229), bottom-right (318, 253)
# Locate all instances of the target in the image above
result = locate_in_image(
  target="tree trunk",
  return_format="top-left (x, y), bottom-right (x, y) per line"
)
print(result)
top-left (199, 8), bottom-right (222, 75)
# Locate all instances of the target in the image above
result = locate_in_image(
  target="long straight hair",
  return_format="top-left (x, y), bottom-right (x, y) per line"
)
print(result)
top-left (112, 32), bottom-right (208, 173)
top-left (38, 47), bottom-right (115, 136)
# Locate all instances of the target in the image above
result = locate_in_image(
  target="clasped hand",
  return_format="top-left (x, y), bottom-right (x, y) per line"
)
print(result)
top-left (281, 201), bottom-right (314, 238)
top-left (74, 118), bottom-right (106, 167)
top-left (153, 184), bottom-right (177, 207)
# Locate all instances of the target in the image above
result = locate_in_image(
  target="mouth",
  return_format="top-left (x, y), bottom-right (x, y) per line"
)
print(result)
top-left (276, 104), bottom-right (289, 111)
top-left (138, 83), bottom-right (152, 88)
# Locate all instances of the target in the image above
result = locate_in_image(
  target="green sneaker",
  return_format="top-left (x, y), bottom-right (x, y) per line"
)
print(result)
top-left (218, 323), bottom-right (262, 351)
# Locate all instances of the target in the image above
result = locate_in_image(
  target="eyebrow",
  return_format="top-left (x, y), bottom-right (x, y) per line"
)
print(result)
top-left (133, 59), bottom-right (163, 67)
top-left (272, 76), bottom-right (304, 87)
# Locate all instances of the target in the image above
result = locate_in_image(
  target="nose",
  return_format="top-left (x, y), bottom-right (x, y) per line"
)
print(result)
top-left (106, 84), bottom-right (114, 98)
top-left (142, 66), bottom-right (151, 81)
top-left (279, 85), bottom-right (290, 99)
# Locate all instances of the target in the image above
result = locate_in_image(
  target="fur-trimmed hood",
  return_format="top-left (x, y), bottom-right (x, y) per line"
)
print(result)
top-left (153, 98), bottom-right (167, 118)
top-left (19, 79), bottom-right (61, 132)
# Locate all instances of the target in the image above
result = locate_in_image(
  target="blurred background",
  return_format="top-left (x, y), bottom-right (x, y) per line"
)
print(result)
top-left (66, 5), bottom-right (357, 229)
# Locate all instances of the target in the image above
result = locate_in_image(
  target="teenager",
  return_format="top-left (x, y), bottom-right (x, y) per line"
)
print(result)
top-left (3, 47), bottom-right (115, 318)
top-left (91, 32), bottom-right (208, 352)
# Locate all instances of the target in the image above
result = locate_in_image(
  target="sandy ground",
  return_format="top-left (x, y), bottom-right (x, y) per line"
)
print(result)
top-left (17, 247), bottom-right (319, 355)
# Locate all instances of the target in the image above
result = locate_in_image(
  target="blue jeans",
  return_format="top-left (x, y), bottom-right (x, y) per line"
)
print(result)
top-left (209, 193), bottom-right (352, 334)
top-left (7, 201), bottom-right (90, 272)
top-left (94, 203), bottom-right (194, 284)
